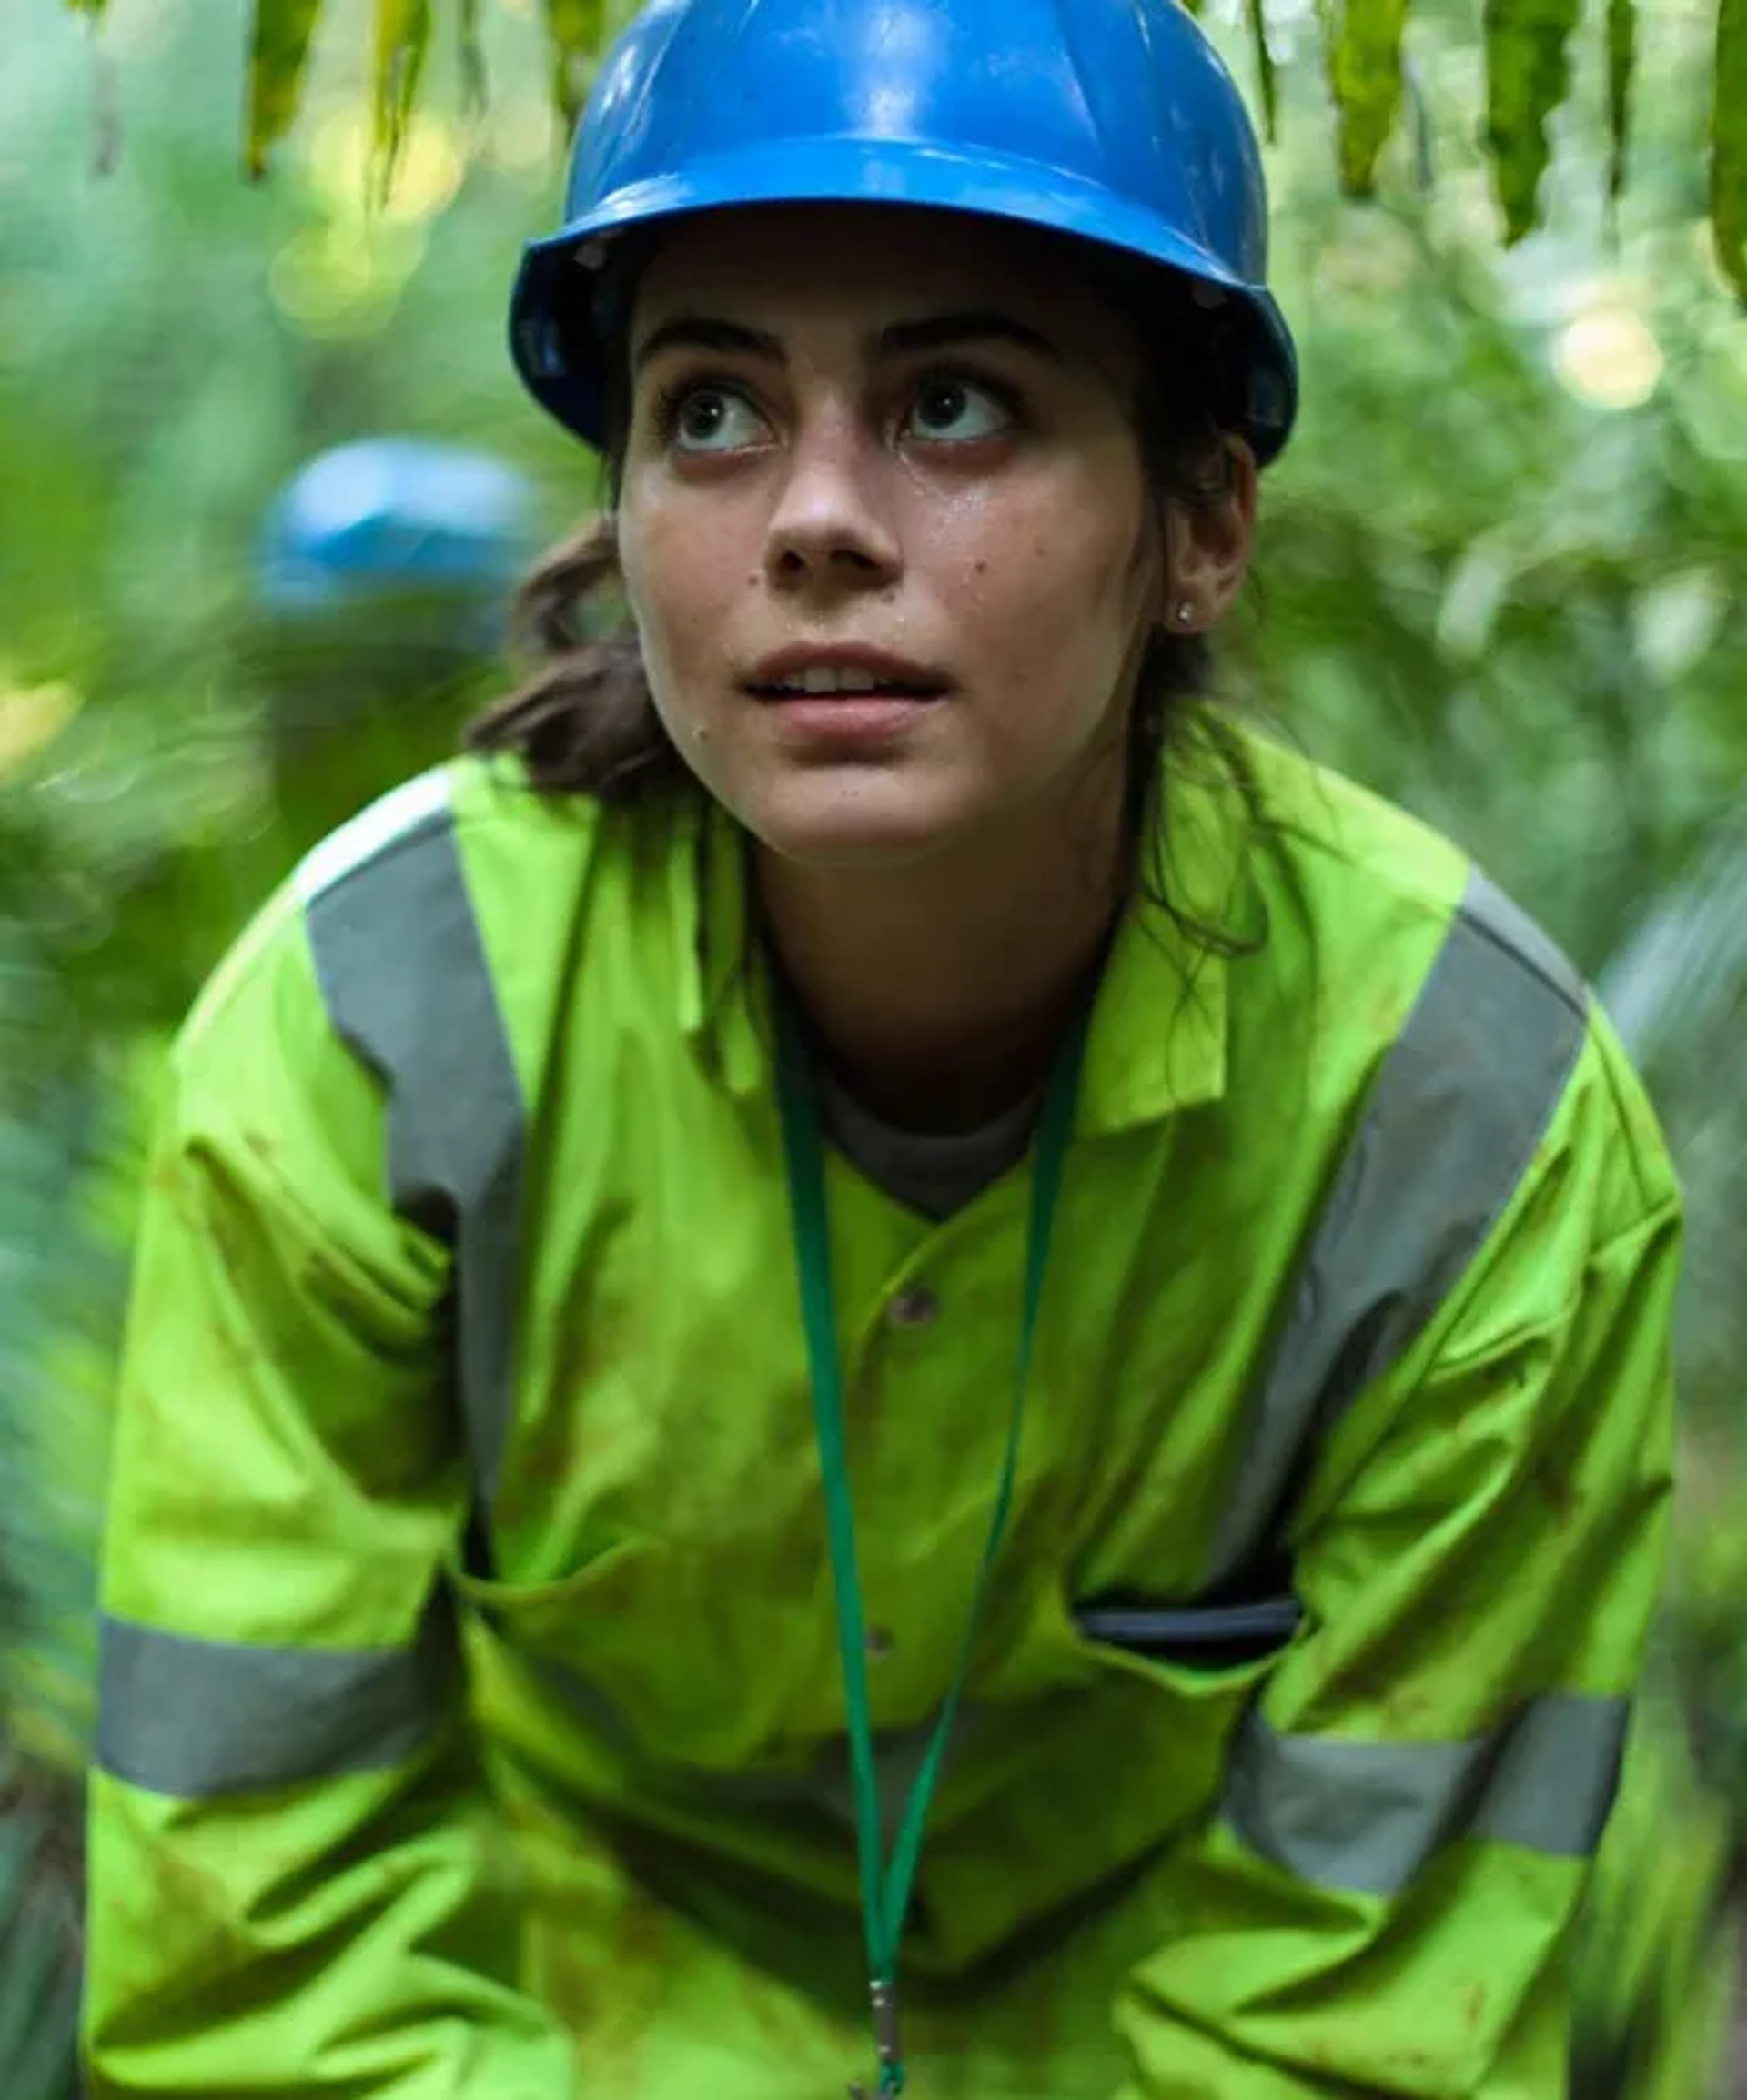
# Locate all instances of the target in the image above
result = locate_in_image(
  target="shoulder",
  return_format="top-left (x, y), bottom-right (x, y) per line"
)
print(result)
top-left (1187, 730), bottom-right (1679, 1561)
top-left (292, 750), bottom-right (608, 922)
top-left (164, 757), bottom-right (704, 1256)
top-left (181, 755), bottom-right (685, 1070)
top-left (1217, 719), bottom-right (1679, 1316)
top-left (1195, 723), bottom-right (1584, 1119)
top-left (1209, 717), bottom-right (1580, 1034)
top-left (1227, 720), bottom-right (1473, 935)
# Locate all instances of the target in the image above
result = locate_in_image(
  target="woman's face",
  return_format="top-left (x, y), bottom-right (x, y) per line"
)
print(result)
top-left (616, 205), bottom-right (1196, 868)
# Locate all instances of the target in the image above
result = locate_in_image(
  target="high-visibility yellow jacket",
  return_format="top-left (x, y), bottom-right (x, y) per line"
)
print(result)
top-left (84, 718), bottom-right (1681, 2099)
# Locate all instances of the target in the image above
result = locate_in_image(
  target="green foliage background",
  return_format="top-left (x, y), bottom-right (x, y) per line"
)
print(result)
top-left (6, 0), bottom-right (1747, 2090)
top-left (73, 0), bottom-right (1747, 298)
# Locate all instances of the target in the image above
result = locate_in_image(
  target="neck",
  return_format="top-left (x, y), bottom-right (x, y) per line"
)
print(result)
top-left (755, 762), bottom-right (1131, 1136)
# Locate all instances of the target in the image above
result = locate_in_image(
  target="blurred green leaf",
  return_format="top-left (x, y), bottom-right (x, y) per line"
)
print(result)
top-left (1484, 0), bottom-right (1581, 242)
top-left (1324, 0), bottom-right (1410, 197)
top-left (1572, 1690), bottom-right (1736, 2100)
top-left (373, 0), bottom-right (433, 198)
top-left (1632, 569), bottom-right (1729, 686)
top-left (244, 0), bottom-right (322, 182)
top-left (1434, 535), bottom-right (1518, 661)
top-left (459, 0), bottom-right (490, 131)
top-left (1247, 0), bottom-right (1279, 144)
top-left (1714, 0), bottom-right (1747, 301)
top-left (1606, 0), bottom-right (1636, 216)
top-left (0, 1763), bottom-right (83, 2100)
top-left (546, 0), bottom-right (607, 135)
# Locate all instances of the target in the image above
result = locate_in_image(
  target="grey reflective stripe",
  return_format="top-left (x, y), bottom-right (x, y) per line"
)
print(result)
top-left (1222, 1691), bottom-right (1628, 1896)
top-left (1204, 865), bottom-right (1589, 1590)
top-left (96, 1602), bottom-right (457, 1797)
top-left (298, 772), bottom-right (525, 1511)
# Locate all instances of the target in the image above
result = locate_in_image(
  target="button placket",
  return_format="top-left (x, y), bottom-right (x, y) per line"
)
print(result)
top-left (855, 1262), bottom-right (949, 1689)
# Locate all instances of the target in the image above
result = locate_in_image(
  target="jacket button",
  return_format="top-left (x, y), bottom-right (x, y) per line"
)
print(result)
top-left (887, 1285), bottom-right (939, 1328)
top-left (864, 1625), bottom-right (896, 1660)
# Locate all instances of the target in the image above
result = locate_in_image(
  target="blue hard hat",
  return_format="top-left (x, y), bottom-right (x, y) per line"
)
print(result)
top-left (258, 438), bottom-right (540, 615)
top-left (508, 0), bottom-right (1298, 465)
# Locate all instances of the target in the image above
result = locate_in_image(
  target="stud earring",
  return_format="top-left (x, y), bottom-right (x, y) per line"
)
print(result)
top-left (1174, 600), bottom-right (1197, 627)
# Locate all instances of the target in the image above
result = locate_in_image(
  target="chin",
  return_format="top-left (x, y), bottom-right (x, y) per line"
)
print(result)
top-left (734, 778), bottom-right (981, 871)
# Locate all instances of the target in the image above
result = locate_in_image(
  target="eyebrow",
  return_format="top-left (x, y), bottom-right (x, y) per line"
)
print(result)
top-left (631, 308), bottom-right (1066, 373)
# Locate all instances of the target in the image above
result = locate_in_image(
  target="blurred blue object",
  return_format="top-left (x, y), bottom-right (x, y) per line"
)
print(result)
top-left (257, 438), bottom-right (540, 619)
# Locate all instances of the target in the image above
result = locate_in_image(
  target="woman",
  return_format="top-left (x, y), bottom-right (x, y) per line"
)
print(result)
top-left (83, 0), bottom-right (1681, 2093)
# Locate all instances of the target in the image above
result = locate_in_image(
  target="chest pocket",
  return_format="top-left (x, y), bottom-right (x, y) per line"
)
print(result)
top-left (1075, 1593), bottom-right (1302, 1671)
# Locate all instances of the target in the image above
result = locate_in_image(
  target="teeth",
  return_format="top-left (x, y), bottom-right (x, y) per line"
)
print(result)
top-left (781, 668), bottom-right (896, 695)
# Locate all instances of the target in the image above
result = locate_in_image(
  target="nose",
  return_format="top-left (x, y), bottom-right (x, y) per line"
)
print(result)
top-left (763, 412), bottom-right (902, 597)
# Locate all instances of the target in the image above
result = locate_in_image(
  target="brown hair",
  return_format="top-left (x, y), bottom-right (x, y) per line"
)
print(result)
top-left (468, 229), bottom-right (1257, 908)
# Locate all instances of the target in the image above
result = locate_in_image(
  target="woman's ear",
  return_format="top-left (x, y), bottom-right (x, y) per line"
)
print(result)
top-left (1159, 437), bottom-right (1258, 634)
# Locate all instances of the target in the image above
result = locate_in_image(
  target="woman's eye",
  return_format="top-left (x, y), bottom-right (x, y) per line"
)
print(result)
top-left (663, 385), bottom-right (770, 454)
top-left (903, 376), bottom-right (1014, 444)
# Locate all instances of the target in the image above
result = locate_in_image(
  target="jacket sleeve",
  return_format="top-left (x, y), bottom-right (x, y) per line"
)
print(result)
top-left (81, 899), bottom-right (578, 2097)
top-left (1113, 1020), bottom-right (1682, 2099)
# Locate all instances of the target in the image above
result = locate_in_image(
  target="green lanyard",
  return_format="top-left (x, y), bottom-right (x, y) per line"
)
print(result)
top-left (772, 987), bottom-right (1089, 2099)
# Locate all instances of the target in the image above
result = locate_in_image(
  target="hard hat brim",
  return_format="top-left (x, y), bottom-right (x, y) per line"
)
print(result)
top-left (507, 135), bottom-right (1298, 465)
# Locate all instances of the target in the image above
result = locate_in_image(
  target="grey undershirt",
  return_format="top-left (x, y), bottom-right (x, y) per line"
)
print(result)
top-left (817, 1070), bottom-right (1045, 1221)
